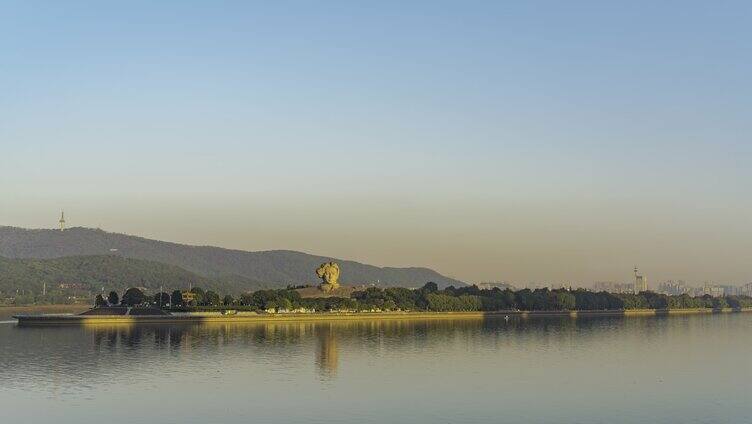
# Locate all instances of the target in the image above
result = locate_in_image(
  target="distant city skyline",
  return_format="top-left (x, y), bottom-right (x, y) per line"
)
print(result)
top-left (2, 2), bottom-right (751, 284)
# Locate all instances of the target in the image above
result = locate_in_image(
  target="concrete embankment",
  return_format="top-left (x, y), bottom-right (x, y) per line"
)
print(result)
top-left (512, 308), bottom-right (750, 318)
top-left (0, 304), bottom-right (88, 320)
top-left (12, 307), bottom-right (752, 326)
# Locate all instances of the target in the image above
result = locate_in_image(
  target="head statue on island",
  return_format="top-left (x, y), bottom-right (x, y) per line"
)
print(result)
top-left (316, 262), bottom-right (340, 292)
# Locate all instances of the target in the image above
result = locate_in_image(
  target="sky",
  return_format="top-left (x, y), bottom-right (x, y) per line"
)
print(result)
top-left (1, 1), bottom-right (751, 285)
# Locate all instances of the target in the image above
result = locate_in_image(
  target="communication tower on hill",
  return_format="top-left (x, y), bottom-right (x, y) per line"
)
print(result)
top-left (59, 211), bottom-right (66, 231)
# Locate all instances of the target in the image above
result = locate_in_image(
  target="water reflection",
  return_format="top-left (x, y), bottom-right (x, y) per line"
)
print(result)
top-left (1, 314), bottom-right (751, 424)
top-left (0, 314), bottom-right (705, 389)
top-left (315, 323), bottom-right (339, 377)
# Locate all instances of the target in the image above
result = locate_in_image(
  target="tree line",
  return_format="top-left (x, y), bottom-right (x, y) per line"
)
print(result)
top-left (94, 283), bottom-right (752, 312)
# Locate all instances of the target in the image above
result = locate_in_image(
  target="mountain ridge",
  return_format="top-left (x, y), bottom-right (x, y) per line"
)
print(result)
top-left (0, 254), bottom-right (268, 295)
top-left (0, 226), bottom-right (465, 288)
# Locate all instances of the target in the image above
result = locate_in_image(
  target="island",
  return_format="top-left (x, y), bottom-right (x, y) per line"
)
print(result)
top-left (13, 262), bottom-right (752, 325)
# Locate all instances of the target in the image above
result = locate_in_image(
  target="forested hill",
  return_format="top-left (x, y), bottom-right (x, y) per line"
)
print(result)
top-left (0, 255), bottom-right (268, 295)
top-left (0, 226), bottom-right (465, 288)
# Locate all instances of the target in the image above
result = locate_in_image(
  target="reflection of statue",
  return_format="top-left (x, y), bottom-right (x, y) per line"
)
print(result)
top-left (316, 262), bottom-right (340, 292)
top-left (315, 324), bottom-right (338, 378)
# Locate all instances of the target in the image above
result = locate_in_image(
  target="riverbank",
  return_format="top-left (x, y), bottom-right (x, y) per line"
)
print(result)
top-left (11, 306), bottom-right (752, 325)
top-left (0, 304), bottom-right (88, 320)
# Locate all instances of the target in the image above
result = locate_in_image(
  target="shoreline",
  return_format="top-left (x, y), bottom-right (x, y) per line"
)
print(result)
top-left (0, 304), bottom-right (89, 320)
top-left (10, 306), bottom-right (752, 326)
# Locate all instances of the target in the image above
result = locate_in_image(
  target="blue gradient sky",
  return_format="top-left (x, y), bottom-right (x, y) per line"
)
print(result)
top-left (2, 1), bottom-right (751, 285)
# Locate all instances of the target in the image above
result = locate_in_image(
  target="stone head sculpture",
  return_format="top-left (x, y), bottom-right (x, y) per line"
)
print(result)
top-left (316, 262), bottom-right (340, 292)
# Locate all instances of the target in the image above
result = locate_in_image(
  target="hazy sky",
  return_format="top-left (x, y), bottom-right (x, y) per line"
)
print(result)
top-left (2, 1), bottom-right (751, 285)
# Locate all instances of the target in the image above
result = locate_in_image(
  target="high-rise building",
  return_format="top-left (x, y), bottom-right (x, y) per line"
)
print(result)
top-left (720, 285), bottom-right (738, 296)
top-left (657, 280), bottom-right (690, 296)
top-left (593, 281), bottom-right (633, 294)
top-left (700, 283), bottom-right (725, 298)
top-left (59, 211), bottom-right (66, 231)
top-left (634, 266), bottom-right (648, 293)
top-left (477, 281), bottom-right (517, 291)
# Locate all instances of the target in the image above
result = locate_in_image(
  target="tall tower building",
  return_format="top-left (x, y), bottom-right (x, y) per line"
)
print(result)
top-left (634, 266), bottom-right (647, 293)
top-left (59, 211), bottom-right (66, 231)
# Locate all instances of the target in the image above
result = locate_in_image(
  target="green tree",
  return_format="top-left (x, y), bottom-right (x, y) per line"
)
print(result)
top-left (515, 289), bottom-right (536, 310)
top-left (549, 289), bottom-right (576, 310)
top-left (643, 292), bottom-right (669, 309)
top-left (383, 299), bottom-right (398, 310)
top-left (239, 293), bottom-right (254, 306)
top-left (279, 289), bottom-right (302, 306)
top-left (205, 290), bottom-right (221, 306)
top-left (251, 289), bottom-right (278, 309)
top-left (13, 293), bottom-right (36, 305)
top-left (712, 297), bottom-right (728, 309)
top-left (121, 287), bottom-right (146, 306)
top-left (498, 289), bottom-right (517, 309)
top-left (189, 287), bottom-right (205, 305)
top-left (171, 290), bottom-right (183, 307)
top-left (153, 292), bottom-right (170, 307)
top-left (95, 294), bottom-right (107, 307)
top-left (730, 296), bottom-right (752, 308)
top-left (352, 287), bottom-right (387, 309)
top-left (421, 282), bottom-right (438, 293)
top-left (222, 294), bottom-right (235, 306)
top-left (384, 287), bottom-right (416, 310)
top-left (276, 297), bottom-right (293, 311)
top-left (107, 291), bottom-right (119, 306)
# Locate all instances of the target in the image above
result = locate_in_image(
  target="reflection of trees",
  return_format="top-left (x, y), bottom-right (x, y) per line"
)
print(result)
top-left (79, 318), bottom-right (495, 354)
top-left (3, 314), bottom-right (702, 394)
top-left (79, 316), bottom-right (675, 357)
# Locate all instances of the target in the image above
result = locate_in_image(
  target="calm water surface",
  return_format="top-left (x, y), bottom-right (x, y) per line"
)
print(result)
top-left (1, 313), bottom-right (750, 423)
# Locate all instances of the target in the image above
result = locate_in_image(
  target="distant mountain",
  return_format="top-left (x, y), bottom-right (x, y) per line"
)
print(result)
top-left (0, 226), bottom-right (465, 289)
top-left (0, 255), bottom-right (267, 295)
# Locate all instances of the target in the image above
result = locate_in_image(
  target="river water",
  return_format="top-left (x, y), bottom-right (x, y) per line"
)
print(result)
top-left (1, 313), bottom-right (750, 423)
